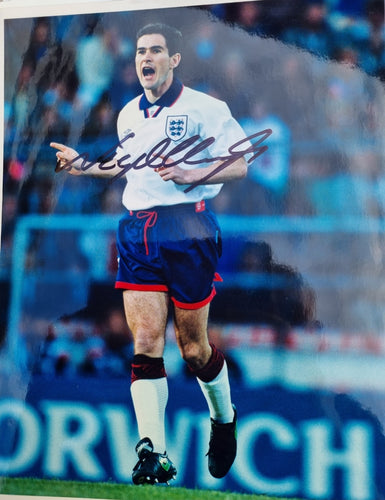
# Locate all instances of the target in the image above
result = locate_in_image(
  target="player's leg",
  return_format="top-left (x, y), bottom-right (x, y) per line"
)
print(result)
top-left (173, 304), bottom-right (237, 478)
top-left (174, 303), bottom-right (234, 422)
top-left (124, 289), bottom-right (168, 451)
top-left (123, 290), bottom-right (176, 484)
top-left (123, 289), bottom-right (167, 358)
top-left (158, 203), bottom-right (235, 476)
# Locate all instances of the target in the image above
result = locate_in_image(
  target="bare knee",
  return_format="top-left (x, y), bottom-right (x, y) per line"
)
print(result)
top-left (123, 290), bottom-right (168, 357)
top-left (134, 334), bottom-right (164, 357)
top-left (179, 341), bottom-right (211, 371)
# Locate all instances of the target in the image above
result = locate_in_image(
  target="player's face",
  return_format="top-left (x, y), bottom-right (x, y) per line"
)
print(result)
top-left (135, 33), bottom-right (180, 99)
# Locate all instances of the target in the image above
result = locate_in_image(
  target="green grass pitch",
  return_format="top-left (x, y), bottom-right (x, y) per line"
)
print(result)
top-left (0, 478), bottom-right (304, 500)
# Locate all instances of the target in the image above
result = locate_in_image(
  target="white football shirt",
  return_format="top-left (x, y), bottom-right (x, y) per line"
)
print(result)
top-left (115, 79), bottom-right (249, 210)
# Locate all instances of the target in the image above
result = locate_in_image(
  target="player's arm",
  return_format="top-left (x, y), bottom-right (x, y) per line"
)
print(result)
top-left (156, 155), bottom-right (247, 186)
top-left (50, 142), bottom-right (122, 177)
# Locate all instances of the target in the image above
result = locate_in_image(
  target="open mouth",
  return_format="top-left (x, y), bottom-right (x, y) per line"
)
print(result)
top-left (143, 67), bottom-right (155, 77)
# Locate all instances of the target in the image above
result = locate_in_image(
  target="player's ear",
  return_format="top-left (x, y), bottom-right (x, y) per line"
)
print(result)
top-left (170, 53), bottom-right (181, 69)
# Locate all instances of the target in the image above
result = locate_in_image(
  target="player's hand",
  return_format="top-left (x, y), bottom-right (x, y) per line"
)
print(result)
top-left (154, 156), bottom-right (195, 185)
top-left (50, 142), bottom-right (83, 175)
top-left (155, 165), bottom-right (192, 184)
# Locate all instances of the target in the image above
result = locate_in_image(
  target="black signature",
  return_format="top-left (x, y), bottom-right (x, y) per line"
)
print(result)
top-left (57, 128), bottom-right (272, 193)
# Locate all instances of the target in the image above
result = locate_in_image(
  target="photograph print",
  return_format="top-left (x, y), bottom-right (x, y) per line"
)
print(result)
top-left (2, 1), bottom-right (385, 499)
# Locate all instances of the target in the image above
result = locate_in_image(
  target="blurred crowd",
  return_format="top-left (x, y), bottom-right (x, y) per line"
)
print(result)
top-left (3, 0), bottom-right (385, 268)
top-left (3, 1), bottom-right (385, 226)
top-left (2, 0), bottom-right (385, 373)
top-left (34, 309), bottom-right (134, 378)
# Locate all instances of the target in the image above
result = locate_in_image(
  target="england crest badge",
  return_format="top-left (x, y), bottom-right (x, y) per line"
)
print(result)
top-left (165, 115), bottom-right (188, 141)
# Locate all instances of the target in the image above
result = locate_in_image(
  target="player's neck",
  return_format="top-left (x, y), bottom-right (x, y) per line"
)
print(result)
top-left (144, 75), bottom-right (174, 104)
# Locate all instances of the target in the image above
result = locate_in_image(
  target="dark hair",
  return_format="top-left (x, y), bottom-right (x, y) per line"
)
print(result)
top-left (136, 23), bottom-right (183, 56)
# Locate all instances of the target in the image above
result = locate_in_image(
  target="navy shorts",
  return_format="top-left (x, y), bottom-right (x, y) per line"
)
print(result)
top-left (115, 201), bottom-right (222, 309)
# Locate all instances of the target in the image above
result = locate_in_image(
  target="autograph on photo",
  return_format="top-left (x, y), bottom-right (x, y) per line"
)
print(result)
top-left (55, 128), bottom-right (272, 193)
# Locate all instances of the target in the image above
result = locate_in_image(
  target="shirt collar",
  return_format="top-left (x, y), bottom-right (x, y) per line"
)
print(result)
top-left (139, 78), bottom-right (183, 110)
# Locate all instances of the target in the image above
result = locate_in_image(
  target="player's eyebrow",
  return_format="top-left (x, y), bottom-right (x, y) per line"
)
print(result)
top-left (136, 45), bottom-right (166, 52)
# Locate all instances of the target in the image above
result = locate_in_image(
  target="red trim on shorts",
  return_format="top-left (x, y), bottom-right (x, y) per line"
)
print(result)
top-left (171, 287), bottom-right (216, 310)
top-left (115, 281), bottom-right (168, 292)
top-left (136, 210), bottom-right (158, 255)
top-left (195, 200), bottom-right (205, 212)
